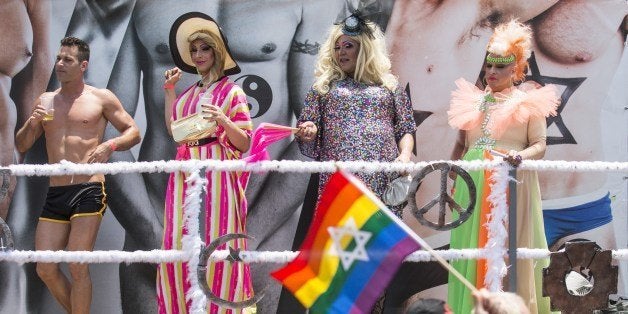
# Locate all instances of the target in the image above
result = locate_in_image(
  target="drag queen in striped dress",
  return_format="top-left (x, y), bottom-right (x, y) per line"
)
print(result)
top-left (157, 12), bottom-right (253, 314)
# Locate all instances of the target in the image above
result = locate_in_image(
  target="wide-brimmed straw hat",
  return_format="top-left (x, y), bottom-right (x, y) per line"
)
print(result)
top-left (169, 12), bottom-right (240, 75)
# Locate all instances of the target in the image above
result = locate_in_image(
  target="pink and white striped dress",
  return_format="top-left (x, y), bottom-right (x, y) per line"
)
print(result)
top-left (157, 76), bottom-right (254, 314)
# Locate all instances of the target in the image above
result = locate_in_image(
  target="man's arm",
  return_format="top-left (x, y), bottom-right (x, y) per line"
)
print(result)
top-left (288, 0), bottom-right (344, 118)
top-left (86, 88), bottom-right (140, 164)
top-left (15, 96), bottom-right (45, 153)
top-left (100, 88), bottom-right (141, 151)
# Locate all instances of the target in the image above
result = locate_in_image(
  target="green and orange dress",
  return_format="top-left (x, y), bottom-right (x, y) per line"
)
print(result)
top-left (446, 78), bottom-right (559, 314)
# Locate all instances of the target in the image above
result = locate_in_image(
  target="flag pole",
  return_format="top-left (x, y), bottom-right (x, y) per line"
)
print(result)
top-left (344, 171), bottom-right (479, 294)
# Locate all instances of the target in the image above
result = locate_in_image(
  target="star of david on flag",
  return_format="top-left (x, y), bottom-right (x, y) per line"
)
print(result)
top-left (271, 170), bottom-right (422, 313)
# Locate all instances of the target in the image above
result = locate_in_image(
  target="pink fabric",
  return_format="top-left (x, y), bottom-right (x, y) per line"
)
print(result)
top-left (447, 78), bottom-right (559, 139)
top-left (240, 123), bottom-right (296, 187)
top-left (490, 85), bottom-right (559, 137)
top-left (447, 78), bottom-right (485, 131)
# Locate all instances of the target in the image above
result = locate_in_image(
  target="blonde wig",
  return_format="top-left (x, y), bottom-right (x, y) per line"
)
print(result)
top-left (486, 20), bottom-right (533, 83)
top-left (312, 22), bottom-right (397, 94)
top-left (188, 30), bottom-right (226, 84)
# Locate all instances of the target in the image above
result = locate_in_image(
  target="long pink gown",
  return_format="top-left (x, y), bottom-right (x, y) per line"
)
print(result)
top-left (157, 76), bottom-right (254, 314)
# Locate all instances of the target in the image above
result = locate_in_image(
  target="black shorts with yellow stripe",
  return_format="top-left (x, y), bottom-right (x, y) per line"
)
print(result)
top-left (40, 182), bottom-right (107, 223)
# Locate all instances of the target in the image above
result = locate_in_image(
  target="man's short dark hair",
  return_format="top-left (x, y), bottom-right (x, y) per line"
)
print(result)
top-left (60, 36), bottom-right (90, 62)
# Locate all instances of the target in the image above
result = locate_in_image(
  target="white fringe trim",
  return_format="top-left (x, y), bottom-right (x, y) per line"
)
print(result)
top-left (180, 170), bottom-right (207, 313)
top-left (484, 165), bottom-right (510, 292)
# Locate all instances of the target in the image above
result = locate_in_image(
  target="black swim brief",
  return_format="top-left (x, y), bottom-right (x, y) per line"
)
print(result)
top-left (40, 182), bottom-right (107, 223)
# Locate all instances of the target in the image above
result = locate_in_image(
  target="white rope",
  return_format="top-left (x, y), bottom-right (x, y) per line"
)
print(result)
top-left (516, 249), bottom-right (551, 259)
top-left (518, 160), bottom-right (628, 172)
top-left (1, 158), bottom-right (625, 267)
top-left (404, 249), bottom-right (489, 262)
top-left (3, 248), bottom-right (627, 264)
top-left (612, 249), bottom-right (628, 261)
top-left (238, 250), bottom-right (299, 264)
top-left (0, 249), bottom-right (190, 264)
top-left (1, 157), bottom-right (626, 305)
top-left (5, 159), bottom-right (627, 177)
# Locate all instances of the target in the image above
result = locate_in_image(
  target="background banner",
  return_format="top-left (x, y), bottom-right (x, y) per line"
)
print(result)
top-left (1, 1), bottom-right (625, 313)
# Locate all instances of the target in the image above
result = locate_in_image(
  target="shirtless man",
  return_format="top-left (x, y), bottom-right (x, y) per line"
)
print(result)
top-left (0, 0), bottom-right (52, 220)
top-left (106, 1), bottom-right (344, 312)
top-left (2, 2), bottom-right (139, 312)
top-left (15, 37), bottom-right (140, 314)
top-left (386, 0), bottom-right (627, 307)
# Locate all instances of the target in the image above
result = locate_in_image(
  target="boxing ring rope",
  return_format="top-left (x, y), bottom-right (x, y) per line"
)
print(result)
top-left (1, 159), bottom-right (627, 310)
top-left (6, 158), bottom-right (627, 177)
top-left (1, 246), bottom-right (626, 265)
top-left (2, 247), bottom-right (626, 265)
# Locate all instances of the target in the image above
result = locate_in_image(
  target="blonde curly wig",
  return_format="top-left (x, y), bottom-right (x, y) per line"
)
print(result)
top-left (312, 22), bottom-right (397, 94)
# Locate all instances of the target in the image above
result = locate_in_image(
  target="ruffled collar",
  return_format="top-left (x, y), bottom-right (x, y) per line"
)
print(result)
top-left (447, 78), bottom-right (559, 139)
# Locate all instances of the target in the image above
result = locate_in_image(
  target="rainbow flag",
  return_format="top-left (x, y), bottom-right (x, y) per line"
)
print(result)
top-left (271, 170), bottom-right (421, 313)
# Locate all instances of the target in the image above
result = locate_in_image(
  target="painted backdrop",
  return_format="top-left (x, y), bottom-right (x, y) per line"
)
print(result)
top-left (0, 1), bottom-right (626, 313)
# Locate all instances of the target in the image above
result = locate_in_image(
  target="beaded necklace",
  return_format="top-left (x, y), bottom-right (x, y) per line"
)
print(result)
top-left (473, 93), bottom-right (497, 149)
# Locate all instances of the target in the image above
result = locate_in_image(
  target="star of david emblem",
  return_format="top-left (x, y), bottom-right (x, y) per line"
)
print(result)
top-left (526, 52), bottom-right (586, 145)
top-left (327, 218), bottom-right (372, 270)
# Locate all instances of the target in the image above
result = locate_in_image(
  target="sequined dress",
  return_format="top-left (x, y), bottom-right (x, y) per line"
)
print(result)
top-left (446, 78), bottom-right (559, 314)
top-left (297, 78), bottom-right (416, 217)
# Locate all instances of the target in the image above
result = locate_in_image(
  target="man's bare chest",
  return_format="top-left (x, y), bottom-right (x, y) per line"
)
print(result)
top-left (137, 0), bottom-right (301, 63)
